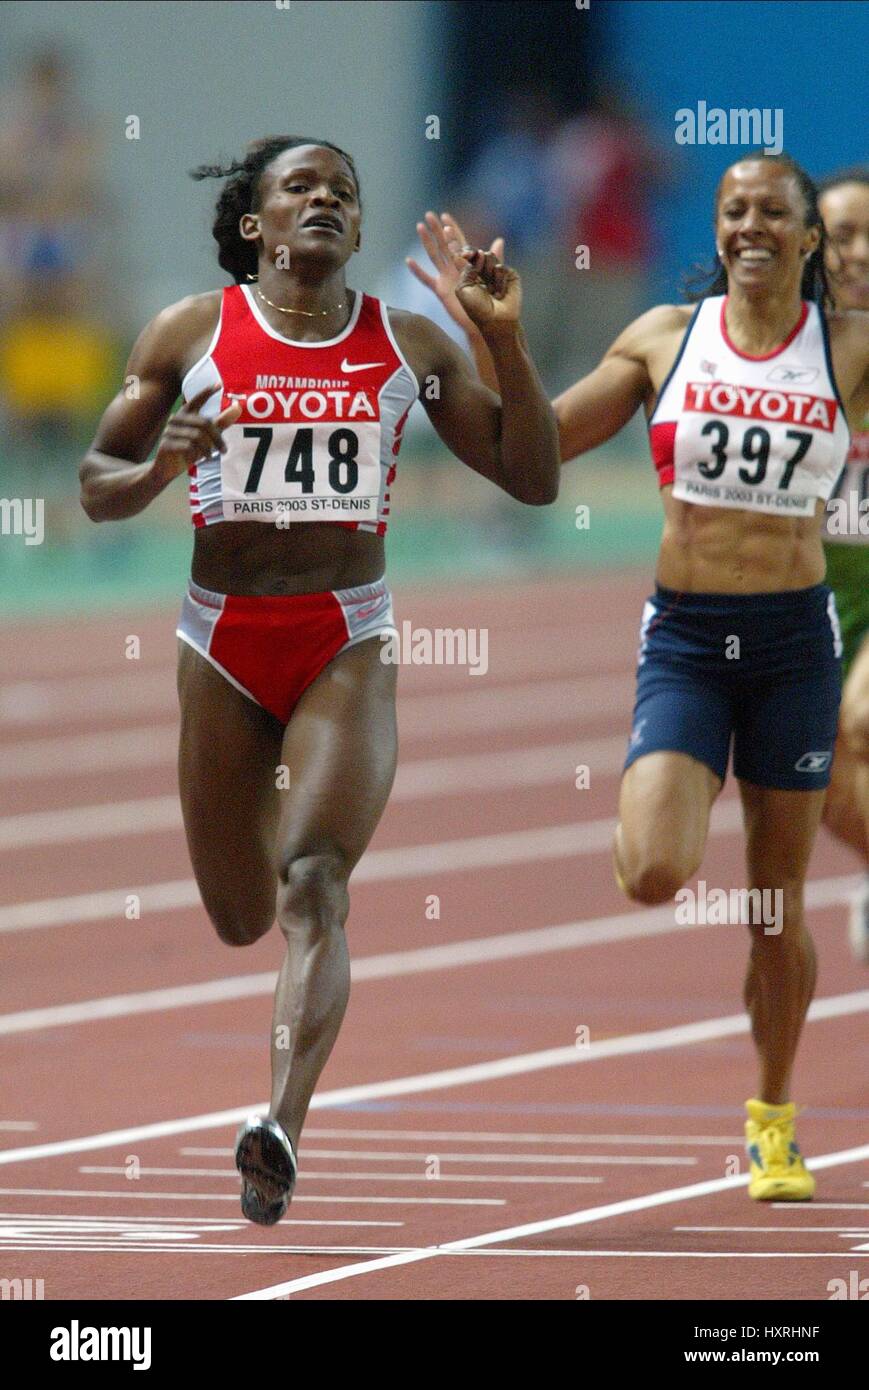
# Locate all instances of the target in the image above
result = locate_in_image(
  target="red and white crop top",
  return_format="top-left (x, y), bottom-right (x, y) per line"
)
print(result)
top-left (180, 285), bottom-right (419, 535)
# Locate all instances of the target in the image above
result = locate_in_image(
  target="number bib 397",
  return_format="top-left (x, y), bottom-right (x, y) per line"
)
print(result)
top-left (649, 297), bottom-right (850, 517)
top-left (220, 421), bottom-right (382, 522)
top-left (671, 381), bottom-right (833, 516)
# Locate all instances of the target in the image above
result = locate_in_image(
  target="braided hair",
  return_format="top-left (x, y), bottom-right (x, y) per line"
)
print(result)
top-left (190, 136), bottom-right (361, 284)
top-left (683, 152), bottom-right (832, 310)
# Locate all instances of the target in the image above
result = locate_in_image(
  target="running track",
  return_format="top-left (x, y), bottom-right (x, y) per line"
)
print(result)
top-left (1, 569), bottom-right (867, 1301)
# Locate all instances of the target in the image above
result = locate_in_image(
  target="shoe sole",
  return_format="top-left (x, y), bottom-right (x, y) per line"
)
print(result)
top-left (235, 1119), bottom-right (296, 1226)
top-left (748, 1180), bottom-right (815, 1201)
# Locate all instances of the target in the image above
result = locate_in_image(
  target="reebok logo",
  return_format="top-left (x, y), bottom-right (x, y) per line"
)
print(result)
top-left (794, 751), bottom-right (831, 773)
top-left (767, 365), bottom-right (819, 385)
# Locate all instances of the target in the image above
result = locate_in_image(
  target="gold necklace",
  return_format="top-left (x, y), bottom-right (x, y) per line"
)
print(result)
top-left (254, 285), bottom-right (346, 318)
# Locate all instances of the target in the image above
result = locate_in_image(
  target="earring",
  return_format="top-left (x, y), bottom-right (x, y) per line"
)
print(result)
top-left (245, 273), bottom-right (259, 281)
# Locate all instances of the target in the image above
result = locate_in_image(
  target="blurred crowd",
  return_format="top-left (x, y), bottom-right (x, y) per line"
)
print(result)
top-left (0, 43), bottom-right (119, 468)
top-left (0, 50), bottom-right (666, 564)
top-left (380, 79), bottom-right (671, 398)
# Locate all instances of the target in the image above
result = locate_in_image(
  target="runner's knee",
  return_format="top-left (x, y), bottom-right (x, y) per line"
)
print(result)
top-left (617, 850), bottom-right (692, 906)
top-left (204, 892), bottom-right (274, 947)
top-left (618, 847), bottom-right (696, 905)
top-left (277, 851), bottom-right (350, 932)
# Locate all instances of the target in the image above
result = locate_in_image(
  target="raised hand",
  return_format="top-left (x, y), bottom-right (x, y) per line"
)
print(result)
top-left (453, 243), bottom-right (521, 332)
top-left (153, 386), bottom-right (243, 483)
top-left (407, 211), bottom-right (506, 333)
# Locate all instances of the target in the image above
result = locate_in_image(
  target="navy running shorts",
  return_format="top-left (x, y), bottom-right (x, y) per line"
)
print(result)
top-left (624, 583), bottom-right (843, 791)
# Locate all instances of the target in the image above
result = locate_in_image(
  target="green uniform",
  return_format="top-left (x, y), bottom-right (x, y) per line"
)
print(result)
top-left (824, 423), bottom-right (869, 680)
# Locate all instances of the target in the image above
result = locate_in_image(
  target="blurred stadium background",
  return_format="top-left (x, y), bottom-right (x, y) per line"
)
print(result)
top-left (1, 0), bottom-right (866, 618)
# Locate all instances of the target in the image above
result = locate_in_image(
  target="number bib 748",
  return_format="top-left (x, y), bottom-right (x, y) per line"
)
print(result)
top-left (219, 421), bottom-right (382, 522)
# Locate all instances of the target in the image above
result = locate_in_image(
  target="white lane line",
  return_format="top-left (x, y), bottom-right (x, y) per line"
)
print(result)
top-left (0, 1188), bottom-right (505, 1207)
top-left (78, 1167), bottom-right (604, 1186)
top-left (0, 989), bottom-right (865, 1169)
top-left (0, 797), bottom-right (181, 850)
top-left (13, 865), bottom-right (858, 1029)
top-left (0, 917), bottom-right (861, 1039)
top-left (0, 1241), bottom-right (415, 1256)
top-left (0, 1122), bottom-right (38, 1131)
top-left (0, 878), bottom-right (751, 1031)
top-left (184, 1130), bottom-right (744, 1152)
top-left (786, 1203), bottom-right (869, 1210)
top-left (295, 1149), bottom-right (699, 1167)
top-left (0, 878), bottom-right (206, 934)
top-left (231, 1141), bottom-right (869, 1298)
top-left (1, 729), bottom-right (625, 794)
top-left (0, 671), bottom-right (172, 725)
top-left (0, 972), bottom-right (279, 1034)
top-left (0, 670), bottom-right (628, 731)
top-left (0, 800), bottom-right (630, 858)
top-left (460, 1250), bottom-right (868, 1260)
top-left (2, 809), bottom-right (854, 936)
top-left (0, 614), bottom-right (596, 682)
top-left (677, 1225), bottom-right (869, 1234)
top-left (0, 1212), bottom-right (403, 1229)
top-left (0, 727), bottom-right (178, 781)
top-left (0, 1241), bottom-right (861, 1261)
top-left (0, 925), bottom-right (861, 1047)
top-left (0, 1213), bottom-right (333, 1227)
top-left (0, 631), bottom-right (626, 707)
top-left (0, 739), bottom-right (630, 848)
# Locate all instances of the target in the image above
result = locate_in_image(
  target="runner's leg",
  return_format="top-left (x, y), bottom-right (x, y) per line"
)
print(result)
top-left (615, 751), bottom-right (721, 903)
top-left (176, 639), bottom-right (284, 946)
top-left (269, 636), bottom-right (398, 1150)
top-left (839, 635), bottom-right (869, 852)
top-left (739, 782), bottom-right (825, 1104)
top-left (822, 731), bottom-right (868, 857)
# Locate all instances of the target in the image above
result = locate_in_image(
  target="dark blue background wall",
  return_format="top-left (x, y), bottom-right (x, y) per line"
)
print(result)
top-left (595, 0), bottom-right (868, 301)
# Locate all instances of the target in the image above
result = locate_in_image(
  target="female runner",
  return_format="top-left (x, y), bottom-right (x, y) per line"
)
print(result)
top-left (815, 168), bottom-right (869, 960)
top-left (79, 136), bottom-right (559, 1223)
top-left (410, 152), bottom-right (868, 1200)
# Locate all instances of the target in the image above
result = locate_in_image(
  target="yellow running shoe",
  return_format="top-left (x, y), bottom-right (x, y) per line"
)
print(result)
top-left (745, 1099), bottom-right (815, 1201)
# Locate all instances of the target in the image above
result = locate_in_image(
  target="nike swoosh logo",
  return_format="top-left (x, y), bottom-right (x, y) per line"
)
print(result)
top-left (340, 358), bottom-right (386, 373)
top-left (354, 597), bottom-right (388, 620)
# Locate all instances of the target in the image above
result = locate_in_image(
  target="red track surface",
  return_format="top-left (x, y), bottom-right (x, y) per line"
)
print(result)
top-left (1, 569), bottom-right (867, 1300)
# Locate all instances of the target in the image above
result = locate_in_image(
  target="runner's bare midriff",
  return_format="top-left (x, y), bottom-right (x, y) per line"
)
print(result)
top-left (656, 488), bottom-right (826, 593)
top-left (190, 521), bottom-right (386, 595)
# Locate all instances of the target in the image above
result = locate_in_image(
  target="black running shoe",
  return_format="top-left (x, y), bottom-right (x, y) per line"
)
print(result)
top-left (234, 1116), bottom-right (297, 1226)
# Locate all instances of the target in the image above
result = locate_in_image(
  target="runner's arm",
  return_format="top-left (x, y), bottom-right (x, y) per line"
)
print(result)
top-left (406, 213), bottom-right (670, 464)
top-left (79, 299), bottom-right (238, 522)
top-left (411, 313), bottom-right (560, 504)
